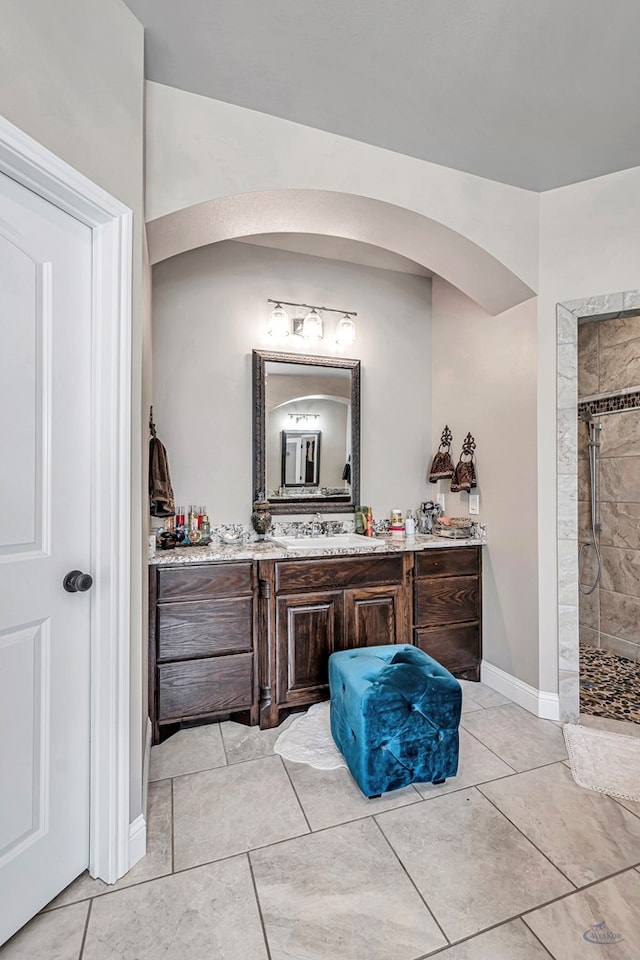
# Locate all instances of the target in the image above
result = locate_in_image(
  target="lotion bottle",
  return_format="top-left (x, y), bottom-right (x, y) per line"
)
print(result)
top-left (405, 509), bottom-right (416, 538)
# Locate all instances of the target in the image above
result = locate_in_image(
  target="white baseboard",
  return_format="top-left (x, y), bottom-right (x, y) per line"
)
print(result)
top-left (129, 719), bottom-right (152, 871)
top-left (481, 661), bottom-right (560, 721)
top-left (128, 815), bottom-right (146, 870)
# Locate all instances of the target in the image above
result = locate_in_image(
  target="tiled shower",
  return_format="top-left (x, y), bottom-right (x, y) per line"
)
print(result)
top-left (577, 314), bottom-right (640, 723)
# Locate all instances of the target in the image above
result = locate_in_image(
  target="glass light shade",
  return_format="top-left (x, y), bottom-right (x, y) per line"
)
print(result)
top-left (267, 304), bottom-right (291, 337)
top-left (302, 308), bottom-right (323, 341)
top-left (335, 314), bottom-right (356, 346)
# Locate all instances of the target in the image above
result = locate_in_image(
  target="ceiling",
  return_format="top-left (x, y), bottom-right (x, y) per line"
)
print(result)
top-left (123, 0), bottom-right (640, 191)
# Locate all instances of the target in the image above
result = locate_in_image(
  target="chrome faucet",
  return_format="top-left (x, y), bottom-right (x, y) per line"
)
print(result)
top-left (311, 513), bottom-right (325, 537)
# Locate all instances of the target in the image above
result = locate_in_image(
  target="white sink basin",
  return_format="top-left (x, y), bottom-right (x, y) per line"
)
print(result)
top-left (270, 534), bottom-right (385, 550)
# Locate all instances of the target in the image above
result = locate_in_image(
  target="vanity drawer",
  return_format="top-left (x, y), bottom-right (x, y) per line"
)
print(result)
top-left (275, 554), bottom-right (404, 594)
top-left (416, 547), bottom-right (479, 579)
top-left (157, 653), bottom-right (253, 721)
top-left (414, 623), bottom-right (480, 676)
top-left (157, 597), bottom-right (253, 661)
top-left (157, 562), bottom-right (253, 602)
top-left (415, 575), bottom-right (479, 626)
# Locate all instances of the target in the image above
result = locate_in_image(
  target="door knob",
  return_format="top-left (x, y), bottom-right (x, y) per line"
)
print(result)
top-left (63, 570), bottom-right (94, 593)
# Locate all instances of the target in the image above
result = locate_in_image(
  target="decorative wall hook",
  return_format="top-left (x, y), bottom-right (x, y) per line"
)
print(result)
top-left (429, 424), bottom-right (455, 482)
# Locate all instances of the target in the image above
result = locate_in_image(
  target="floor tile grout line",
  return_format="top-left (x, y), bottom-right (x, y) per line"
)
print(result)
top-left (415, 916), bottom-right (557, 960)
top-left (458, 723), bottom-right (519, 772)
top-left (40, 848), bottom-right (640, 917)
top-left (280, 757), bottom-right (313, 834)
top-left (370, 815), bottom-right (450, 948)
top-left (476, 786), bottom-right (578, 890)
top-left (77, 898), bottom-right (93, 960)
top-left (521, 920), bottom-right (559, 959)
top-left (170, 777), bottom-right (175, 874)
top-left (218, 722), bottom-right (230, 766)
top-left (246, 852), bottom-right (273, 960)
top-left (518, 862), bottom-right (640, 922)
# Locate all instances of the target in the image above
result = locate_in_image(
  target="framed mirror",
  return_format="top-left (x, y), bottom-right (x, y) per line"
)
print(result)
top-left (253, 350), bottom-right (360, 514)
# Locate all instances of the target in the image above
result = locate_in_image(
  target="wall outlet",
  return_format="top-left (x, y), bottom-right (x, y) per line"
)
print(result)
top-left (469, 494), bottom-right (480, 515)
top-left (436, 493), bottom-right (446, 512)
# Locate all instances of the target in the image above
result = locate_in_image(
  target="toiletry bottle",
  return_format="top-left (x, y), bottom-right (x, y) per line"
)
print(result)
top-left (366, 507), bottom-right (374, 537)
top-left (405, 509), bottom-right (416, 538)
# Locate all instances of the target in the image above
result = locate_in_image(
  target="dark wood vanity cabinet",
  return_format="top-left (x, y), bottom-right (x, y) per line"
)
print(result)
top-left (149, 561), bottom-right (258, 743)
top-left (258, 553), bottom-right (412, 727)
top-left (413, 546), bottom-right (482, 681)
top-left (149, 545), bottom-right (483, 737)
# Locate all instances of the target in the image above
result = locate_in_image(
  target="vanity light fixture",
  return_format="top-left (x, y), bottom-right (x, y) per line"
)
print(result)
top-left (266, 299), bottom-right (357, 345)
top-left (267, 302), bottom-right (291, 337)
top-left (302, 308), bottom-right (323, 342)
top-left (287, 412), bottom-right (320, 424)
top-left (335, 313), bottom-right (356, 346)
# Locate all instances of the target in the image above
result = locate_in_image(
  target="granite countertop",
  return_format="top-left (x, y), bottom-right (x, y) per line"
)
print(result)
top-left (149, 532), bottom-right (486, 565)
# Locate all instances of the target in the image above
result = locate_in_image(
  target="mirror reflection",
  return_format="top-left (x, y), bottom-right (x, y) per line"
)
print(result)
top-left (253, 351), bottom-right (360, 514)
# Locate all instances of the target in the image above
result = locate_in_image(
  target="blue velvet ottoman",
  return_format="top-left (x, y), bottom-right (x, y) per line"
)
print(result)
top-left (329, 645), bottom-right (462, 798)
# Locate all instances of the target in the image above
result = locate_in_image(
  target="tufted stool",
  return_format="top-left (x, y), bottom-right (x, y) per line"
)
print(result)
top-left (329, 645), bottom-right (462, 798)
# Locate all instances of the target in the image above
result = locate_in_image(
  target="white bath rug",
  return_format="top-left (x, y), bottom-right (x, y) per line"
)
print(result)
top-left (273, 702), bottom-right (346, 770)
top-left (564, 723), bottom-right (640, 803)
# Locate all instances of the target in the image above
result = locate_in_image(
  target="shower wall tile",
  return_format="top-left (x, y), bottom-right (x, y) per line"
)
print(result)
top-left (558, 606), bottom-right (580, 672)
top-left (558, 539), bottom-right (578, 607)
top-left (599, 502), bottom-right (640, 550)
top-left (598, 409), bottom-right (640, 457)
top-left (578, 565), bottom-right (599, 629)
top-left (600, 546), bottom-right (640, 598)
top-left (599, 456), bottom-right (640, 502)
top-left (598, 313), bottom-right (640, 348)
top-left (557, 348), bottom-right (577, 409)
top-left (559, 670), bottom-right (580, 723)
top-left (557, 305), bottom-right (577, 345)
top-left (579, 624), bottom-right (599, 648)
top-left (599, 589), bottom-right (640, 646)
top-left (599, 338), bottom-right (640, 394)
top-left (557, 408), bottom-right (577, 473)
top-left (598, 631), bottom-right (639, 662)
top-left (563, 292), bottom-right (624, 317)
top-left (577, 500), bottom-right (592, 543)
top-left (577, 321), bottom-right (599, 397)
top-left (557, 474), bottom-right (577, 539)
top-left (577, 457), bottom-right (589, 500)
top-left (623, 292), bottom-right (640, 312)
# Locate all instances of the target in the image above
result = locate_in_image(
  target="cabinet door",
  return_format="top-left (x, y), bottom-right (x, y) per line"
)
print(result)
top-left (276, 592), bottom-right (343, 706)
top-left (343, 585), bottom-right (407, 649)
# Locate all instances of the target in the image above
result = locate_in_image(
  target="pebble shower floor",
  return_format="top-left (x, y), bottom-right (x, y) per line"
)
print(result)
top-left (580, 644), bottom-right (640, 726)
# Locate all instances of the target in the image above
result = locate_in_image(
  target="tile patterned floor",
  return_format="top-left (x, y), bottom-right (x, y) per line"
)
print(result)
top-left (580, 644), bottom-right (640, 725)
top-left (3, 680), bottom-right (640, 960)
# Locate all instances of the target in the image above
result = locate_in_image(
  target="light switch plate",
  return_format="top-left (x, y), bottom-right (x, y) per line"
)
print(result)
top-left (436, 493), bottom-right (446, 511)
top-left (469, 494), bottom-right (480, 515)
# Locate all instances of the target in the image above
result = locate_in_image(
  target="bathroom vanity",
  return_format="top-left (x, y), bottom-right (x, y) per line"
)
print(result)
top-left (148, 539), bottom-right (482, 741)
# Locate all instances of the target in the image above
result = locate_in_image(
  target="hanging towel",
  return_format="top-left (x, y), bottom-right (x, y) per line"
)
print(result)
top-left (149, 436), bottom-right (176, 517)
top-left (429, 425), bottom-right (455, 482)
top-left (450, 433), bottom-right (477, 494)
top-left (341, 456), bottom-right (351, 483)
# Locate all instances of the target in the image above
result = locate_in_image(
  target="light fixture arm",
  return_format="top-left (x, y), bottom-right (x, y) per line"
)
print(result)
top-left (267, 298), bottom-right (357, 318)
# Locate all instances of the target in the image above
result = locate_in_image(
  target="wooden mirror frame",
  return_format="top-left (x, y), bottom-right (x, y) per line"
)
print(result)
top-left (252, 349), bottom-right (360, 515)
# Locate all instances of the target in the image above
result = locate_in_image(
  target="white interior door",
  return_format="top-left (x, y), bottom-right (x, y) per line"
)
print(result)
top-left (0, 170), bottom-right (92, 944)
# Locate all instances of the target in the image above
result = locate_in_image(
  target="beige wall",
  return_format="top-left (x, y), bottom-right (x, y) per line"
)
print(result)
top-left (538, 165), bottom-right (640, 692)
top-left (152, 240), bottom-right (432, 523)
top-left (431, 280), bottom-right (539, 687)
top-left (0, 0), bottom-right (147, 820)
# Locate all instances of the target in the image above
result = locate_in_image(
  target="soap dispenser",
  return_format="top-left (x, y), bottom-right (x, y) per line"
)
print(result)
top-left (405, 509), bottom-right (416, 538)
